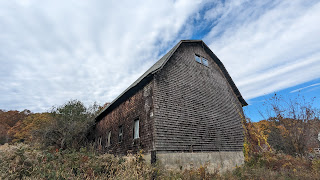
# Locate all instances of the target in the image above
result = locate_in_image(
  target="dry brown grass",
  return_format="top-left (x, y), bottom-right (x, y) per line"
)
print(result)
top-left (1, 143), bottom-right (320, 180)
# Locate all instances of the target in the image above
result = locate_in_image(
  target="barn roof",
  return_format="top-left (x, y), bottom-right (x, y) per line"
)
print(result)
top-left (96, 40), bottom-right (247, 121)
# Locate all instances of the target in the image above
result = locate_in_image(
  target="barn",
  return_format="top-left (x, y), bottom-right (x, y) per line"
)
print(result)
top-left (93, 40), bottom-right (247, 171)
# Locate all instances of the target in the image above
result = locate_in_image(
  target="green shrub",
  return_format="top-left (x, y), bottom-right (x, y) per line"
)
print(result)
top-left (34, 100), bottom-right (99, 150)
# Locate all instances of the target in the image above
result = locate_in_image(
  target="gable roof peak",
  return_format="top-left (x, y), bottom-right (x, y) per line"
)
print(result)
top-left (96, 40), bottom-right (247, 121)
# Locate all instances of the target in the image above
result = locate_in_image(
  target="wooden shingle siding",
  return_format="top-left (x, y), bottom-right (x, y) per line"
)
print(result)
top-left (153, 43), bottom-right (244, 152)
top-left (95, 81), bottom-right (155, 155)
top-left (93, 40), bottom-right (246, 156)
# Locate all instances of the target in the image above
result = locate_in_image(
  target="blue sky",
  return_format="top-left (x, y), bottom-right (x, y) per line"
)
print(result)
top-left (0, 0), bottom-right (319, 121)
top-left (244, 78), bottom-right (320, 121)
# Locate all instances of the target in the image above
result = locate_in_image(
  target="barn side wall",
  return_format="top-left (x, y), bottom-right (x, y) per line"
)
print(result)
top-left (153, 42), bottom-right (244, 152)
top-left (94, 80), bottom-right (155, 155)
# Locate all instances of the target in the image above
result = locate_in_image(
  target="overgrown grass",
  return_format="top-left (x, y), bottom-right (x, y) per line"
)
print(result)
top-left (0, 143), bottom-right (155, 179)
top-left (1, 144), bottom-right (320, 179)
top-left (230, 152), bottom-right (320, 180)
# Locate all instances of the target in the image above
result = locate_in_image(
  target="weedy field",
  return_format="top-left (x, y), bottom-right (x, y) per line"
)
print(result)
top-left (1, 143), bottom-right (320, 180)
top-left (1, 96), bottom-right (320, 179)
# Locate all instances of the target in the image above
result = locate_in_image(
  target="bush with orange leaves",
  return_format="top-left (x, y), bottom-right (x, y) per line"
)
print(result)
top-left (264, 94), bottom-right (320, 156)
top-left (242, 117), bottom-right (272, 161)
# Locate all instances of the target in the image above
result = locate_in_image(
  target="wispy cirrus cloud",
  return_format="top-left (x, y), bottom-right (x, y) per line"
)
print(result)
top-left (0, 0), bottom-right (205, 111)
top-left (203, 0), bottom-right (320, 99)
top-left (290, 83), bottom-right (320, 93)
top-left (0, 0), bottom-right (319, 112)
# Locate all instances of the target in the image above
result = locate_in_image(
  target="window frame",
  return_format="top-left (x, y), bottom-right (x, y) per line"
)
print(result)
top-left (133, 119), bottom-right (140, 139)
top-left (194, 54), bottom-right (209, 67)
top-left (118, 125), bottom-right (123, 143)
top-left (202, 57), bottom-right (209, 66)
top-left (195, 54), bottom-right (202, 64)
top-left (106, 130), bottom-right (111, 147)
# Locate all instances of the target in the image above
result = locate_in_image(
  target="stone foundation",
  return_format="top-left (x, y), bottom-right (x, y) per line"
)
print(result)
top-left (145, 151), bottom-right (244, 173)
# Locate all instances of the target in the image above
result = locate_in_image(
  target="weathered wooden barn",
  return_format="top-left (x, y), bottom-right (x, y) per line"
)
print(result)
top-left (94, 40), bottom-right (247, 171)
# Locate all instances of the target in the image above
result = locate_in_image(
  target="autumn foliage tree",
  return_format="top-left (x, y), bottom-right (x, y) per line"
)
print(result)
top-left (0, 109), bottom-right (31, 144)
top-left (243, 94), bottom-right (319, 161)
top-left (264, 94), bottom-right (320, 156)
top-left (0, 100), bottom-right (101, 148)
top-left (242, 118), bottom-right (272, 161)
top-left (8, 113), bottom-right (53, 143)
top-left (0, 121), bottom-right (9, 144)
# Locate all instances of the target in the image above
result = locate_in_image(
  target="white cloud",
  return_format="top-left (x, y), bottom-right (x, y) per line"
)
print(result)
top-left (204, 0), bottom-right (320, 99)
top-left (290, 83), bottom-right (320, 93)
top-left (1, 0), bottom-right (319, 112)
top-left (0, 0), bottom-right (204, 111)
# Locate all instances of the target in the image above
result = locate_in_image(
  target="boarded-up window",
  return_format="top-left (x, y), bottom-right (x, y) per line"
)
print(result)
top-left (118, 125), bottom-right (123, 143)
top-left (133, 119), bottom-right (139, 139)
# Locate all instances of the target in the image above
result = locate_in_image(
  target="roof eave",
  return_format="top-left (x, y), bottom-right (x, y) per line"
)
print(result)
top-left (200, 41), bottom-right (248, 107)
top-left (95, 41), bottom-right (183, 121)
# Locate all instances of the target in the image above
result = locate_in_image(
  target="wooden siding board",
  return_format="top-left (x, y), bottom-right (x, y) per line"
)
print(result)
top-left (153, 43), bottom-right (244, 152)
top-left (94, 80), bottom-right (155, 155)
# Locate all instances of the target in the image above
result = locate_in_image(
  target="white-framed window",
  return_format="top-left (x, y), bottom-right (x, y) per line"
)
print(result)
top-left (133, 119), bottom-right (139, 139)
top-left (98, 136), bottom-right (102, 146)
top-left (194, 54), bottom-right (209, 67)
top-left (106, 131), bottom-right (111, 147)
top-left (118, 125), bottom-right (123, 143)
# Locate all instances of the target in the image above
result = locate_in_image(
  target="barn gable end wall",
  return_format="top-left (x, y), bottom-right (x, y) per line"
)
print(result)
top-left (93, 40), bottom-right (246, 171)
top-left (153, 43), bottom-right (244, 152)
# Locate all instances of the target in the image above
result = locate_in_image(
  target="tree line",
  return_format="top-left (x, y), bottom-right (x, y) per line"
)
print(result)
top-left (1, 95), bottom-right (320, 157)
top-left (244, 94), bottom-right (320, 159)
top-left (0, 100), bottom-right (102, 149)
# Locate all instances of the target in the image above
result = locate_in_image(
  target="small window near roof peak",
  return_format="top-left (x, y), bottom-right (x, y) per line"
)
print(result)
top-left (194, 54), bottom-right (209, 67)
top-left (202, 58), bottom-right (208, 66)
top-left (195, 55), bottom-right (201, 63)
